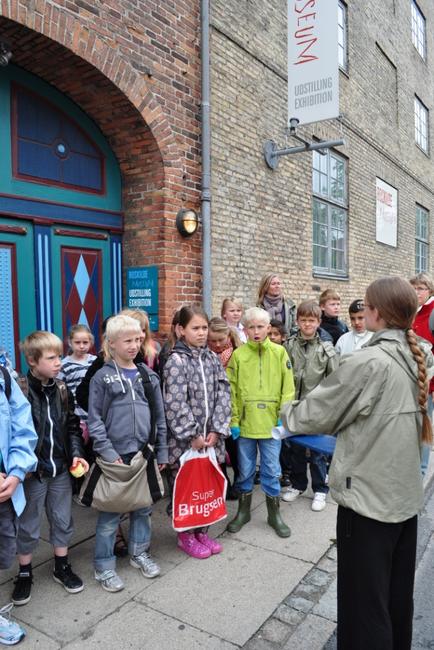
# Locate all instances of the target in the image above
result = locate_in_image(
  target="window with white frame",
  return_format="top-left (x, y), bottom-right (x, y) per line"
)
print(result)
top-left (415, 96), bottom-right (429, 152)
top-left (312, 150), bottom-right (348, 276)
top-left (338, 2), bottom-right (348, 72)
top-left (415, 205), bottom-right (429, 273)
top-left (411, 1), bottom-right (426, 59)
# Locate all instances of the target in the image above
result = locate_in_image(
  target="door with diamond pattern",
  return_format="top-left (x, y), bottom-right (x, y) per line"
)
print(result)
top-left (51, 230), bottom-right (112, 353)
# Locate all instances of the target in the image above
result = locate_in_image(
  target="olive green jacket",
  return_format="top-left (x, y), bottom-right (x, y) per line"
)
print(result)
top-left (284, 333), bottom-right (338, 399)
top-left (281, 329), bottom-right (428, 523)
top-left (227, 338), bottom-right (295, 438)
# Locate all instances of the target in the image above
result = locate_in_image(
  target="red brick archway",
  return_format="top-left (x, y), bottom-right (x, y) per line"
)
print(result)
top-left (0, 4), bottom-right (203, 331)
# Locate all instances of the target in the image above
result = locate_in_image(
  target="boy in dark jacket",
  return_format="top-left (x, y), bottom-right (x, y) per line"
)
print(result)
top-left (319, 289), bottom-right (348, 345)
top-left (11, 332), bottom-right (88, 607)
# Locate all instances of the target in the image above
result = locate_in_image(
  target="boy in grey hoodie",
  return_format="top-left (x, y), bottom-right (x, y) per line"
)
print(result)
top-left (88, 315), bottom-right (168, 593)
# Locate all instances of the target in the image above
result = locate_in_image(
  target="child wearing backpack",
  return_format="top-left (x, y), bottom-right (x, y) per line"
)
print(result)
top-left (12, 332), bottom-right (88, 607)
top-left (163, 305), bottom-right (231, 559)
top-left (87, 315), bottom-right (168, 592)
top-left (0, 366), bottom-right (37, 645)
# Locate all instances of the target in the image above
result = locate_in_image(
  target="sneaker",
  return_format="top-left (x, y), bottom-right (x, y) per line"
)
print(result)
top-left (281, 487), bottom-right (303, 503)
top-left (253, 470), bottom-right (261, 485)
top-left (195, 532), bottom-right (223, 554)
top-left (0, 603), bottom-right (25, 646)
top-left (94, 569), bottom-right (124, 592)
top-left (52, 563), bottom-right (84, 594)
top-left (177, 532), bottom-right (211, 559)
top-left (312, 492), bottom-right (327, 512)
top-left (130, 552), bottom-right (161, 578)
top-left (280, 473), bottom-right (291, 487)
top-left (11, 570), bottom-right (32, 606)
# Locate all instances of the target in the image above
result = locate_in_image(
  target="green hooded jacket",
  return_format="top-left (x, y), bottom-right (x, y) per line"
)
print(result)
top-left (281, 329), bottom-right (428, 523)
top-left (227, 337), bottom-right (295, 438)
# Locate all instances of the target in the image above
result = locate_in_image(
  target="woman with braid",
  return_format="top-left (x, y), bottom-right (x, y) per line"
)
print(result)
top-left (280, 276), bottom-right (433, 650)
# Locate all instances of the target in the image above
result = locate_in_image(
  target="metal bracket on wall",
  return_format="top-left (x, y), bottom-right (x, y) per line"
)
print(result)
top-left (263, 118), bottom-right (345, 170)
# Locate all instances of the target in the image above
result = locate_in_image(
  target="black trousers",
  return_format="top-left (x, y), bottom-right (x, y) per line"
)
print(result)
top-left (337, 506), bottom-right (417, 650)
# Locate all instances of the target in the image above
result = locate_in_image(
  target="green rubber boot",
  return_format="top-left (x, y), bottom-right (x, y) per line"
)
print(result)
top-left (226, 492), bottom-right (252, 533)
top-left (266, 495), bottom-right (291, 538)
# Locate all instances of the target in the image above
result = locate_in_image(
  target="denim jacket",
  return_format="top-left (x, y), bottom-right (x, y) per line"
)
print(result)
top-left (0, 373), bottom-right (38, 516)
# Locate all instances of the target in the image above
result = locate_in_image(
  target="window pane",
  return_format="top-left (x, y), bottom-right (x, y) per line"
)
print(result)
top-left (313, 199), bottom-right (328, 224)
top-left (412, 1), bottom-right (426, 59)
top-left (312, 155), bottom-right (347, 275)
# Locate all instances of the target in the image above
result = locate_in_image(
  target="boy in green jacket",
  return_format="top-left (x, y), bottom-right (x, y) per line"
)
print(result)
top-left (226, 307), bottom-right (295, 537)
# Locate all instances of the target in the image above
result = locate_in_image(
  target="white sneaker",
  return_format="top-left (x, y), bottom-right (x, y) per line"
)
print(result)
top-left (95, 569), bottom-right (124, 592)
top-left (311, 492), bottom-right (327, 512)
top-left (130, 552), bottom-right (160, 579)
top-left (281, 487), bottom-right (302, 503)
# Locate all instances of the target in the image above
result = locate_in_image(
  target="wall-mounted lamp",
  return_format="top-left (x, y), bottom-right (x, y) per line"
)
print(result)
top-left (176, 208), bottom-right (199, 237)
top-left (0, 41), bottom-right (12, 67)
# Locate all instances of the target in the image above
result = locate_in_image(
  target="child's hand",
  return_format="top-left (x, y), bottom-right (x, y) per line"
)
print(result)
top-left (191, 436), bottom-right (205, 450)
top-left (205, 432), bottom-right (219, 447)
top-left (73, 457), bottom-right (90, 473)
top-left (0, 475), bottom-right (20, 502)
top-left (158, 464), bottom-right (166, 471)
top-left (114, 458), bottom-right (124, 465)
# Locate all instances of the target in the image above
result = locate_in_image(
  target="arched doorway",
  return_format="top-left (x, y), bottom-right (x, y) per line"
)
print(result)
top-left (0, 12), bottom-right (203, 368)
top-left (0, 64), bottom-right (122, 368)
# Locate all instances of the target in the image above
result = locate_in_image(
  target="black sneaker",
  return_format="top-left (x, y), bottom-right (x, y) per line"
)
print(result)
top-left (280, 473), bottom-right (291, 487)
top-left (12, 570), bottom-right (33, 606)
top-left (53, 563), bottom-right (84, 594)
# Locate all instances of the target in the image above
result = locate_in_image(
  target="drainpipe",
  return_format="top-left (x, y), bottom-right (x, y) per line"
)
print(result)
top-left (201, 0), bottom-right (212, 314)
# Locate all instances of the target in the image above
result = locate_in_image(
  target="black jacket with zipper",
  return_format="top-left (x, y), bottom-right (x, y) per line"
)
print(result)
top-left (26, 372), bottom-right (84, 477)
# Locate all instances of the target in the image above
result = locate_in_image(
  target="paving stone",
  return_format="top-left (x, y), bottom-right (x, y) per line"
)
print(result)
top-left (136, 537), bottom-right (307, 646)
top-left (304, 568), bottom-right (333, 588)
top-left (316, 554), bottom-right (337, 574)
top-left (282, 614), bottom-right (337, 650)
top-left (242, 637), bottom-right (276, 650)
top-left (273, 604), bottom-right (305, 627)
top-left (313, 578), bottom-right (338, 623)
top-left (63, 600), bottom-right (237, 649)
top-left (293, 581), bottom-right (322, 601)
top-left (327, 545), bottom-right (337, 561)
top-left (259, 618), bottom-right (291, 644)
top-left (284, 595), bottom-right (313, 614)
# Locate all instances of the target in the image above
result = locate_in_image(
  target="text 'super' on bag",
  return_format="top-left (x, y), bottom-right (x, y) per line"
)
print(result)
top-left (78, 446), bottom-right (164, 513)
top-left (172, 447), bottom-right (227, 532)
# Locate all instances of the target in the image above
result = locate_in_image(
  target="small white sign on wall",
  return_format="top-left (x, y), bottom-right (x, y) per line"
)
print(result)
top-left (376, 178), bottom-right (398, 247)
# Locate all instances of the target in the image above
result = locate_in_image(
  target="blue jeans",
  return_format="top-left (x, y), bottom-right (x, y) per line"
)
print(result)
top-left (235, 437), bottom-right (281, 497)
top-left (290, 444), bottom-right (329, 494)
top-left (94, 506), bottom-right (152, 571)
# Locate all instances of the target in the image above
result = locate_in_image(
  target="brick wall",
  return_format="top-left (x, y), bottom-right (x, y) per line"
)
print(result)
top-left (209, 0), bottom-right (434, 322)
top-left (0, 0), bottom-right (203, 331)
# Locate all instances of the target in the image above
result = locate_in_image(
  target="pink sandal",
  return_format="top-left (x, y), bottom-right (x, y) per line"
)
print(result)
top-left (177, 532), bottom-right (211, 559)
top-left (195, 532), bottom-right (223, 555)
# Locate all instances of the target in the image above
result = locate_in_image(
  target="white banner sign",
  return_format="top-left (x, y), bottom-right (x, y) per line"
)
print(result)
top-left (376, 178), bottom-right (398, 247)
top-left (288, 0), bottom-right (339, 126)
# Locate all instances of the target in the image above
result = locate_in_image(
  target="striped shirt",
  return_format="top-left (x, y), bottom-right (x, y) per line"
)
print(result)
top-left (59, 354), bottom-right (97, 418)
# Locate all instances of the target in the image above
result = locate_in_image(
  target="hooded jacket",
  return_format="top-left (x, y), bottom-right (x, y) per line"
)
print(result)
top-left (281, 329), bottom-right (429, 523)
top-left (284, 332), bottom-right (338, 399)
top-left (87, 361), bottom-right (168, 464)
top-left (0, 372), bottom-right (37, 516)
top-left (227, 337), bottom-right (295, 438)
top-left (163, 341), bottom-right (231, 465)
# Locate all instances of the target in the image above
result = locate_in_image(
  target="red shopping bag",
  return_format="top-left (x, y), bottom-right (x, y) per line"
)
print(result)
top-left (172, 448), bottom-right (228, 532)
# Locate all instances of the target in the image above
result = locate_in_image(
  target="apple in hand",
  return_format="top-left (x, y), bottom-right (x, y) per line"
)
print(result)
top-left (69, 460), bottom-right (85, 478)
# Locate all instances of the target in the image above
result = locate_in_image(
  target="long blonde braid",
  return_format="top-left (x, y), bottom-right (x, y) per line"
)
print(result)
top-left (406, 328), bottom-right (433, 445)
